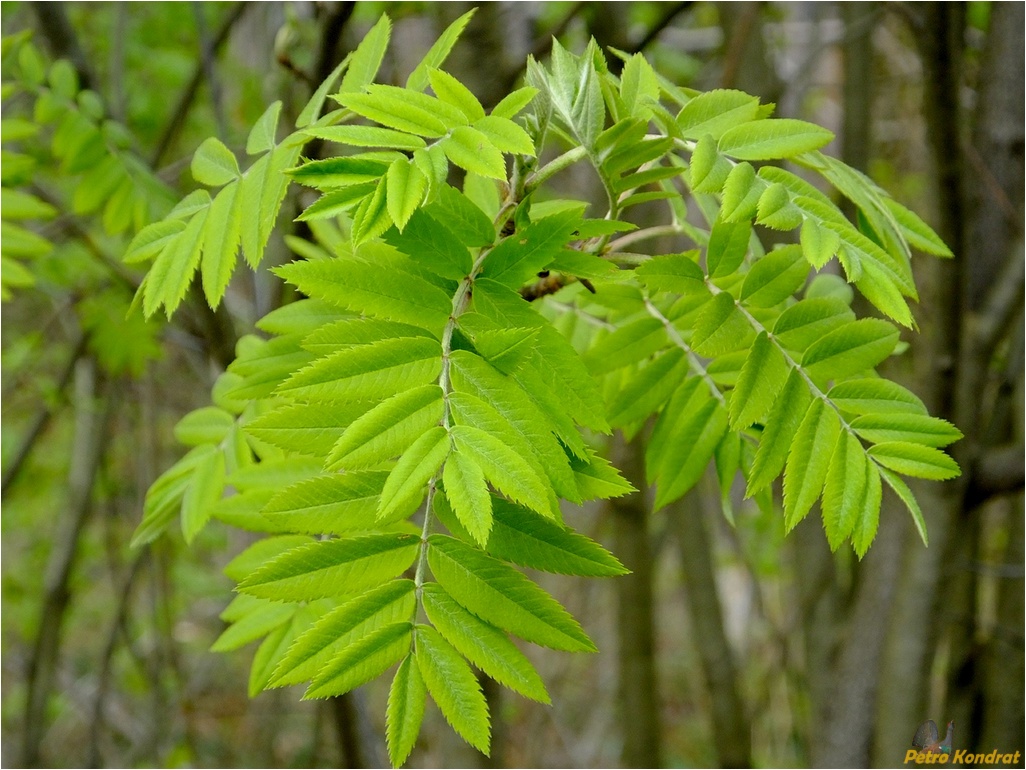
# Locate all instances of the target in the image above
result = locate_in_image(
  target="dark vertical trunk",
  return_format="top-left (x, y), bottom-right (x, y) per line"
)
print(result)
top-left (609, 433), bottom-right (662, 768)
top-left (810, 504), bottom-right (904, 767)
top-left (21, 360), bottom-right (106, 767)
top-left (331, 694), bottom-right (365, 768)
top-left (673, 489), bottom-right (751, 768)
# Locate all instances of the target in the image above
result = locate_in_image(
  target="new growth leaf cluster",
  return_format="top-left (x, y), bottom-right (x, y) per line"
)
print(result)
top-left (90, 12), bottom-right (959, 766)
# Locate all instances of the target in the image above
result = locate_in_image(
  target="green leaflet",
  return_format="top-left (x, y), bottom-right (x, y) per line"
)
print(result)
top-left (424, 185), bottom-right (495, 247)
top-left (828, 379), bottom-right (927, 416)
top-left (306, 622), bottom-right (412, 699)
top-left (278, 336), bottom-right (442, 403)
top-left (386, 158), bottom-right (428, 231)
top-left (441, 125), bottom-right (507, 179)
top-left (707, 219), bottom-right (751, 278)
top-left (692, 292), bottom-right (754, 356)
top-left (584, 317), bottom-right (667, 376)
top-left (201, 179), bottom-right (242, 308)
top-left (852, 461), bottom-right (883, 558)
top-left (260, 471), bottom-right (393, 534)
top-left (429, 68), bottom-right (486, 122)
top-left (821, 431), bottom-right (866, 551)
top-left (851, 413), bottom-right (962, 448)
top-left (144, 206), bottom-right (208, 317)
top-left (740, 245), bottom-right (809, 307)
top-left (449, 349), bottom-right (577, 502)
top-left (569, 450), bottom-right (635, 500)
top-left (442, 450), bottom-right (493, 547)
top-left (773, 298), bottom-right (856, 354)
top-left (422, 583), bottom-right (549, 703)
top-left (650, 392), bottom-right (728, 509)
top-left (677, 89), bottom-right (760, 140)
top-left (729, 332), bottom-right (790, 430)
top-left (174, 406), bottom-right (234, 446)
top-left (470, 279), bottom-right (609, 434)
top-left (635, 251), bottom-right (705, 295)
top-left (327, 385), bottom-right (444, 471)
top-left (473, 115), bottom-right (535, 156)
top-left (382, 209), bottom-right (472, 280)
top-left (337, 13), bottom-right (391, 95)
top-left (607, 348), bottom-right (689, 429)
top-left (302, 317), bottom-right (435, 355)
top-left (878, 467), bottom-right (929, 547)
top-left (181, 448), bottom-right (225, 544)
top-left (246, 101), bottom-right (282, 155)
top-left (427, 535), bottom-right (596, 652)
top-left (211, 598), bottom-right (296, 653)
top-left (802, 318), bottom-right (900, 381)
top-left (800, 217), bottom-right (841, 269)
top-left (883, 197), bottom-right (952, 258)
top-left (275, 259), bottom-right (453, 336)
top-left (132, 445), bottom-right (218, 547)
top-left (244, 402), bottom-right (364, 458)
top-left (481, 210), bottom-right (581, 287)
top-left (867, 442), bottom-right (960, 481)
top-left (746, 369), bottom-right (813, 495)
top-left (387, 655), bottom-right (427, 768)
top-left (450, 424), bottom-right (554, 519)
top-left (191, 137), bottom-right (239, 187)
top-left (434, 492), bottom-right (625, 576)
top-left (224, 536), bottom-right (313, 583)
top-left (249, 609), bottom-right (312, 697)
top-left (721, 161), bottom-right (763, 222)
top-left (485, 497), bottom-right (626, 576)
top-left (689, 134), bottom-right (731, 193)
top-left (783, 399), bottom-right (841, 531)
top-left (378, 426), bottom-right (451, 521)
top-left (405, 9), bottom-right (476, 92)
top-left (490, 87), bottom-right (539, 120)
top-left (270, 580), bottom-right (416, 688)
top-left (719, 118), bottom-right (834, 160)
top-left (415, 625), bottom-right (491, 755)
top-left (337, 88), bottom-right (453, 138)
top-left (238, 533), bottom-right (419, 602)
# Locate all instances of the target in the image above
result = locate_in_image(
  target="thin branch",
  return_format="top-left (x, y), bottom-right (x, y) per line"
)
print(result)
top-left (626, 1), bottom-right (693, 56)
top-left (719, 2), bottom-right (763, 90)
top-left (967, 444), bottom-right (1026, 507)
top-left (606, 224), bottom-right (689, 253)
top-left (191, 1), bottom-right (226, 139)
top-left (31, 183), bottom-right (140, 292)
top-left (21, 360), bottom-right (109, 767)
top-left (501, 1), bottom-right (588, 91)
top-left (1, 333), bottom-right (88, 498)
top-left (87, 550), bottom-right (149, 768)
top-left (30, 2), bottom-right (95, 89)
top-left (971, 236), bottom-right (1024, 359)
top-left (150, 2), bottom-right (248, 167)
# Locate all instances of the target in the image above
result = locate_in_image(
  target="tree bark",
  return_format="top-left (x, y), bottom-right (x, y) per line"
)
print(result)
top-left (21, 359), bottom-right (107, 767)
top-left (672, 487), bottom-right (751, 768)
top-left (609, 433), bottom-right (662, 768)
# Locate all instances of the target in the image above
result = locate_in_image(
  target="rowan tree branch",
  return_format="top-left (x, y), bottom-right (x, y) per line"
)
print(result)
top-left (150, 2), bottom-right (248, 167)
top-left (968, 444), bottom-right (1026, 507)
top-left (30, 2), bottom-right (96, 89)
top-left (971, 236), bottom-right (1025, 360)
top-left (1, 332), bottom-right (88, 498)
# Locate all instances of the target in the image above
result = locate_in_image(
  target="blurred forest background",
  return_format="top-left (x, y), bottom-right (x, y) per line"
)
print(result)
top-left (1, 2), bottom-right (1022, 767)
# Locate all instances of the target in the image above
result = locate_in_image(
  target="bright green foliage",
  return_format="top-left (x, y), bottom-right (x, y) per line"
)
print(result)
top-left (126, 13), bottom-right (961, 767)
top-left (1, 33), bottom-right (168, 375)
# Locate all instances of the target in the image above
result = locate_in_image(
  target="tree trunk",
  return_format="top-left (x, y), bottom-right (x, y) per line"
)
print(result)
top-left (672, 487), bottom-right (751, 767)
top-left (609, 433), bottom-right (662, 768)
